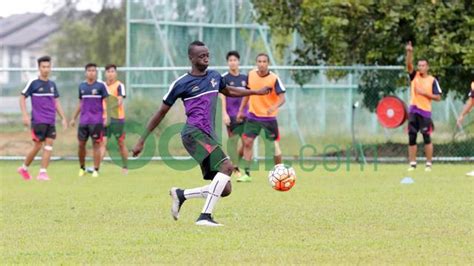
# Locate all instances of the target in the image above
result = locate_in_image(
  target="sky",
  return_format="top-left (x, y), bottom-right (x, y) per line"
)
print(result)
top-left (0, 0), bottom-right (120, 17)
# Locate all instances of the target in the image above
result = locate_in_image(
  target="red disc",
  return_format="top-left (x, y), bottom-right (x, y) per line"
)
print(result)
top-left (376, 96), bottom-right (407, 128)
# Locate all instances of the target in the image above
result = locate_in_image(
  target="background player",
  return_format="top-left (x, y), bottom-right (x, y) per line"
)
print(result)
top-left (220, 51), bottom-right (248, 177)
top-left (405, 41), bottom-right (442, 172)
top-left (100, 64), bottom-right (128, 174)
top-left (456, 81), bottom-right (474, 177)
top-left (70, 63), bottom-right (109, 177)
top-left (17, 56), bottom-right (68, 181)
top-left (237, 53), bottom-right (286, 182)
top-left (132, 41), bottom-right (270, 226)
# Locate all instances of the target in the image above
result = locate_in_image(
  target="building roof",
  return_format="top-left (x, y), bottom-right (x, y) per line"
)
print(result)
top-left (0, 13), bottom-right (59, 48)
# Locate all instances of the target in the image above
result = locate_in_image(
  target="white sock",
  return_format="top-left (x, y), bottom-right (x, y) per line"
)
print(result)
top-left (202, 172), bottom-right (231, 214)
top-left (184, 185), bottom-right (209, 199)
top-left (426, 161), bottom-right (432, 167)
top-left (410, 161), bottom-right (417, 166)
top-left (39, 168), bottom-right (47, 173)
top-left (22, 163), bottom-right (28, 170)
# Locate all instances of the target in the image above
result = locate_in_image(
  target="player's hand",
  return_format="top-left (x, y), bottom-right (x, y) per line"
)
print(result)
top-left (223, 113), bottom-right (231, 126)
top-left (267, 106), bottom-right (276, 115)
top-left (132, 140), bottom-right (145, 157)
top-left (255, 86), bottom-right (272, 95)
top-left (415, 87), bottom-right (426, 96)
top-left (457, 115), bottom-right (464, 128)
top-left (61, 118), bottom-right (68, 130)
top-left (22, 115), bottom-right (31, 127)
top-left (236, 111), bottom-right (245, 123)
top-left (69, 119), bottom-right (76, 128)
top-left (406, 41), bottom-right (413, 52)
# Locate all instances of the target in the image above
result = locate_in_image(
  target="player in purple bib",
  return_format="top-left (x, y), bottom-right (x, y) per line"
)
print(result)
top-left (220, 50), bottom-right (248, 178)
top-left (132, 41), bottom-right (270, 226)
top-left (70, 63), bottom-right (109, 177)
top-left (17, 56), bottom-right (68, 181)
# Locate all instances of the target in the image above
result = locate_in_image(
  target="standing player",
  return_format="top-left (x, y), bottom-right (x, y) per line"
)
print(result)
top-left (236, 53), bottom-right (286, 182)
top-left (70, 63), bottom-right (109, 177)
top-left (405, 41), bottom-right (442, 172)
top-left (132, 41), bottom-right (270, 226)
top-left (17, 56), bottom-right (68, 181)
top-left (456, 81), bottom-right (474, 177)
top-left (100, 64), bottom-right (128, 174)
top-left (220, 51), bottom-right (248, 177)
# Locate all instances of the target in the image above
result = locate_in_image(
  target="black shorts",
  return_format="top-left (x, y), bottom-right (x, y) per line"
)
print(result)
top-left (181, 127), bottom-right (228, 180)
top-left (408, 113), bottom-right (434, 135)
top-left (243, 119), bottom-right (280, 141)
top-left (78, 124), bottom-right (104, 142)
top-left (105, 120), bottom-right (125, 141)
top-left (31, 124), bottom-right (56, 142)
top-left (226, 116), bottom-right (246, 137)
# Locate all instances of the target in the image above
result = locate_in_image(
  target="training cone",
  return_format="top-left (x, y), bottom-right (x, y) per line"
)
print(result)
top-left (400, 177), bottom-right (414, 184)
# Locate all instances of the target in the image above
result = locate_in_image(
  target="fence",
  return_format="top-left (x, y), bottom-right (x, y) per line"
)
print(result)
top-left (0, 66), bottom-right (472, 163)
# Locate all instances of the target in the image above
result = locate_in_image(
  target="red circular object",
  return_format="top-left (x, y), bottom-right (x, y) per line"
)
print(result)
top-left (376, 96), bottom-right (407, 128)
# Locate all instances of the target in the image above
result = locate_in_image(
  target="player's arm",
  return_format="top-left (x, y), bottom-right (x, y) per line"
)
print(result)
top-left (268, 93), bottom-right (286, 115)
top-left (55, 99), bottom-right (68, 129)
top-left (457, 97), bottom-right (474, 127)
top-left (417, 79), bottom-right (442, 101)
top-left (132, 103), bottom-right (172, 157)
top-left (70, 103), bottom-right (81, 127)
top-left (19, 95), bottom-right (30, 127)
top-left (221, 85), bottom-right (270, 97)
top-left (237, 96), bottom-right (249, 123)
top-left (220, 94), bottom-right (230, 126)
top-left (405, 41), bottom-right (414, 73)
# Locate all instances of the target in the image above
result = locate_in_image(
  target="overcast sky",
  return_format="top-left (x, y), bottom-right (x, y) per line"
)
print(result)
top-left (0, 0), bottom-right (120, 17)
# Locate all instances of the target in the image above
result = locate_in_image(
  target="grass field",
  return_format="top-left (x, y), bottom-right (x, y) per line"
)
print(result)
top-left (1, 161), bottom-right (473, 264)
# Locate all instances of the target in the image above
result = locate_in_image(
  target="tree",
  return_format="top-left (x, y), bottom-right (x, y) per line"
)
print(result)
top-left (252, 0), bottom-right (474, 109)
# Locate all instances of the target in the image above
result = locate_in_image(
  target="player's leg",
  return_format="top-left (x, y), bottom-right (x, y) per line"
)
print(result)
top-left (407, 114), bottom-right (419, 171)
top-left (77, 125), bottom-right (89, 176)
top-left (422, 118), bottom-right (434, 171)
top-left (18, 124), bottom-right (45, 180)
top-left (239, 120), bottom-right (260, 182)
top-left (262, 120), bottom-right (282, 165)
top-left (36, 136), bottom-right (54, 181)
top-left (115, 123), bottom-right (128, 174)
top-left (91, 124), bottom-right (104, 177)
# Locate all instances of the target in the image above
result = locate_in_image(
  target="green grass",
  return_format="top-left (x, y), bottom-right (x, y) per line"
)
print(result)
top-left (1, 161), bottom-right (473, 264)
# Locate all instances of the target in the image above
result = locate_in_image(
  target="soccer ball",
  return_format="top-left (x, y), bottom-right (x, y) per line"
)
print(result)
top-left (268, 164), bottom-right (296, 191)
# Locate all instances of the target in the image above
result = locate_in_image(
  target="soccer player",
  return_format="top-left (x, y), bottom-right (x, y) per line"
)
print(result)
top-left (132, 41), bottom-right (270, 226)
top-left (100, 64), bottom-right (128, 174)
top-left (405, 41), bottom-right (442, 172)
top-left (70, 63), bottom-right (109, 177)
top-left (220, 51), bottom-right (248, 177)
top-left (17, 56), bottom-right (68, 181)
top-left (456, 81), bottom-right (474, 177)
top-left (236, 53), bottom-right (286, 182)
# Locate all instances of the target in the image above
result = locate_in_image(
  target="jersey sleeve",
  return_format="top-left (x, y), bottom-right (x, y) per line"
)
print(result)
top-left (275, 76), bottom-right (286, 94)
top-left (118, 83), bottom-right (126, 98)
top-left (78, 85), bottom-right (82, 99)
top-left (163, 81), bottom-right (182, 106)
top-left (409, 71), bottom-right (417, 81)
top-left (101, 83), bottom-right (109, 98)
top-left (21, 80), bottom-right (34, 97)
top-left (432, 79), bottom-right (442, 95)
top-left (218, 73), bottom-right (227, 92)
top-left (53, 82), bottom-right (60, 98)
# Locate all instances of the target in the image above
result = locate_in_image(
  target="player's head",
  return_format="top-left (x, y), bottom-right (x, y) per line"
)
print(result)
top-left (105, 64), bottom-right (117, 81)
top-left (256, 53), bottom-right (270, 74)
top-left (85, 63), bottom-right (98, 81)
top-left (37, 56), bottom-right (51, 77)
top-left (417, 59), bottom-right (429, 75)
top-left (226, 51), bottom-right (240, 72)
top-left (188, 40), bottom-right (209, 72)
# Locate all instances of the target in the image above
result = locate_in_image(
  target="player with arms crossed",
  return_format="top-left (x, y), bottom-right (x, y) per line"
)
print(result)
top-left (17, 56), bottom-right (68, 181)
top-left (132, 41), bottom-right (270, 226)
top-left (70, 63), bottom-right (109, 177)
top-left (220, 50), bottom-right (248, 177)
top-left (100, 64), bottom-right (128, 174)
top-left (405, 41), bottom-right (442, 172)
top-left (237, 53), bottom-right (286, 182)
top-left (456, 81), bottom-right (474, 177)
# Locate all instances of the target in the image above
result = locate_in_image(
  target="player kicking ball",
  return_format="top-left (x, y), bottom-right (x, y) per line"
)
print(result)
top-left (132, 41), bottom-right (270, 226)
top-left (17, 56), bottom-right (68, 181)
top-left (456, 81), bottom-right (474, 177)
top-left (70, 63), bottom-right (109, 177)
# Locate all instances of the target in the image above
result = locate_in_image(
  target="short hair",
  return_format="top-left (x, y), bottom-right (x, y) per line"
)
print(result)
top-left (188, 40), bottom-right (206, 55)
top-left (226, 50), bottom-right (240, 60)
top-left (418, 58), bottom-right (429, 64)
top-left (105, 64), bottom-right (117, 71)
top-left (85, 63), bottom-right (97, 70)
top-left (256, 53), bottom-right (270, 62)
top-left (37, 56), bottom-right (51, 66)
